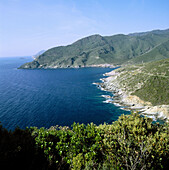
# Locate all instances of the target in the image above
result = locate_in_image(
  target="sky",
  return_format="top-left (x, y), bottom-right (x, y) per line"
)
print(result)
top-left (0, 0), bottom-right (169, 57)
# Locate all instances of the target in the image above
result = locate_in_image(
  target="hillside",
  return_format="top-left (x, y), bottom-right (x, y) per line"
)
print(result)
top-left (101, 58), bottom-right (169, 120)
top-left (19, 29), bottom-right (169, 69)
top-left (127, 39), bottom-right (169, 64)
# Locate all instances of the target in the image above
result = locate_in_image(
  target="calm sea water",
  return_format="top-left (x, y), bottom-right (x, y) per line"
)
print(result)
top-left (0, 57), bottom-right (130, 130)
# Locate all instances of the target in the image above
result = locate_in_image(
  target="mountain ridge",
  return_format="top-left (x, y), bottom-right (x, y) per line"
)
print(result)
top-left (19, 28), bottom-right (169, 69)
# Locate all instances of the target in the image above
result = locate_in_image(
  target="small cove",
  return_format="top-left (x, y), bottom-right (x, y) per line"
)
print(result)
top-left (0, 57), bottom-right (130, 130)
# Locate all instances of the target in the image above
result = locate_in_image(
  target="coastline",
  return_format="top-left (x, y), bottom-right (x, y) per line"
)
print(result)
top-left (95, 69), bottom-right (169, 121)
top-left (20, 63), bottom-right (118, 69)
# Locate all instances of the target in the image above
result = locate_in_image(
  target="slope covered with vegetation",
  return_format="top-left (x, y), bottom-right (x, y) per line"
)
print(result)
top-left (112, 58), bottom-right (169, 106)
top-left (19, 29), bottom-right (169, 69)
top-left (127, 39), bottom-right (169, 64)
top-left (1, 113), bottom-right (169, 170)
top-left (132, 59), bottom-right (169, 105)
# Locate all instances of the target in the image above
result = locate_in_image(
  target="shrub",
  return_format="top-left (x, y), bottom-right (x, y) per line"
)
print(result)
top-left (1, 113), bottom-right (169, 169)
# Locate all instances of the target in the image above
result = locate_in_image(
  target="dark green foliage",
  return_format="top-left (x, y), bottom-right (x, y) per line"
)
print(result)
top-left (102, 113), bottom-right (169, 169)
top-left (132, 59), bottom-right (169, 105)
top-left (1, 113), bottom-right (169, 169)
top-left (31, 113), bottom-right (169, 169)
top-left (0, 124), bottom-right (48, 170)
top-left (128, 40), bottom-right (169, 64)
top-left (133, 76), bottom-right (169, 105)
top-left (115, 58), bottom-right (169, 105)
top-left (19, 29), bottom-right (169, 69)
top-left (31, 123), bottom-right (105, 169)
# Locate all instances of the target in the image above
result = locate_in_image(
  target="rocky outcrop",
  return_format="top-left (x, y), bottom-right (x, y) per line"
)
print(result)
top-left (97, 64), bottom-right (169, 121)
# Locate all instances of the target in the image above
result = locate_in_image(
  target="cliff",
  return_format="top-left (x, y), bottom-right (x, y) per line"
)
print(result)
top-left (100, 58), bottom-right (169, 120)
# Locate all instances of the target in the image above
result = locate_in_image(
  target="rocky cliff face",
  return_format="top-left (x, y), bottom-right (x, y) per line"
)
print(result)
top-left (98, 58), bottom-right (169, 120)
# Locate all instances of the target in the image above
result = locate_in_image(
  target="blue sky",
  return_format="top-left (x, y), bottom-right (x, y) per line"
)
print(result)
top-left (0, 0), bottom-right (169, 57)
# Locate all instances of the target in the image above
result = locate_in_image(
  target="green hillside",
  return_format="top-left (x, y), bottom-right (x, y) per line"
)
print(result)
top-left (127, 39), bottom-right (169, 64)
top-left (113, 58), bottom-right (169, 105)
top-left (133, 59), bottom-right (169, 105)
top-left (19, 29), bottom-right (169, 69)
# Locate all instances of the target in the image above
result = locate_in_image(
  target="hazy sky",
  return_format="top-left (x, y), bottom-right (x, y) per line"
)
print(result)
top-left (0, 0), bottom-right (169, 57)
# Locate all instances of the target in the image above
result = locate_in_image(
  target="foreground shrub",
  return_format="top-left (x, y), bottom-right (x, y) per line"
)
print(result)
top-left (32, 123), bottom-right (105, 169)
top-left (1, 113), bottom-right (169, 169)
top-left (102, 113), bottom-right (169, 169)
top-left (0, 125), bottom-right (47, 170)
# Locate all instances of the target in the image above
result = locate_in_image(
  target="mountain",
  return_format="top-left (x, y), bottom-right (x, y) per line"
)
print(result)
top-left (126, 39), bottom-right (169, 64)
top-left (19, 29), bottom-right (169, 69)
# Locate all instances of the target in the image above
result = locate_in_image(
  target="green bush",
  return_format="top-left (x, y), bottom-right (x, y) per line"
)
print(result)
top-left (32, 123), bottom-right (105, 169)
top-left (102, 113), bottom-right (169, 169)
top-left (1, 113), bottom-right (169, 169)
top-left (0, 125), bottom-right (47, 170)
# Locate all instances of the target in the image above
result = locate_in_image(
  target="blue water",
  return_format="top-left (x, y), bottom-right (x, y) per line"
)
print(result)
top-left (0, 57), bottom-right (130, 130)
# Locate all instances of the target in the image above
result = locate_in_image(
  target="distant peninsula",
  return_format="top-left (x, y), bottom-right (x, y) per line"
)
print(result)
top-left (19, 29), bottom-right (169, 69)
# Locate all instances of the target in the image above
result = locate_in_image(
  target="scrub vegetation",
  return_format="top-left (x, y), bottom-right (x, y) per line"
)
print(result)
top-left (1, 113), bottom-right (169, 169)
top-left (113, 58), bottom-right (169, 105)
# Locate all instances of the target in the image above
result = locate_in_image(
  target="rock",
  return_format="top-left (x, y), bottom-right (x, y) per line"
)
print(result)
top-left (94, 68), bottom-right (169, 121)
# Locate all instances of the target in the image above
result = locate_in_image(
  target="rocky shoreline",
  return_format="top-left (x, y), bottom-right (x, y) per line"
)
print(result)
top-left (19, 63), bottom-right (118, 69)
top-left (94, 69), bottom-right (169, 121)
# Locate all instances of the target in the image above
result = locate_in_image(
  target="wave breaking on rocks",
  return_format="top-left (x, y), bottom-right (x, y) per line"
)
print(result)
top-left (94, 69), bottom-right (169, 121)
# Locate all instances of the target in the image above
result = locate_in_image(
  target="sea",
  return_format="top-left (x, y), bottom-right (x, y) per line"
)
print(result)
top-left (0, 57), bottom-right (130, 130)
